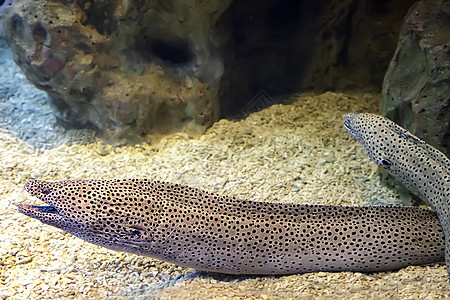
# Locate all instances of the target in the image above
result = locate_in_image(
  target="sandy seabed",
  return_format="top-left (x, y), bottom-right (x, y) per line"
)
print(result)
top-left (0, 41), bottom-right (448, 300)
top-left (1, 91), bottom-right (449, 299)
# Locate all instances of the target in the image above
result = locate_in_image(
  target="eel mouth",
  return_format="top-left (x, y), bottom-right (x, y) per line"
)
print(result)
top-left (18, 204), bottom-right (59, 215)
top-left (18, 180), bottom-right (62, 221)
top-left (18, 202), bottom-right (65, 227)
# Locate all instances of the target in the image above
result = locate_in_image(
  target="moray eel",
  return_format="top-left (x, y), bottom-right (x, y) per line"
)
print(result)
top-left (19, 178), bottom-right (444, 275)
top-left (344, 113), bottom-right (450, 277)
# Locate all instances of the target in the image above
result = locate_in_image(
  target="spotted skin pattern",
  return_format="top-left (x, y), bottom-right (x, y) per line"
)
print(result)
top-left (19, 178), bottom-right (444, 275)
top-left (344, 113), bottom-right (450, 277)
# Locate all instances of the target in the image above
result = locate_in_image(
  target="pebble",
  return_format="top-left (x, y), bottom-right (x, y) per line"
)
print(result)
top-left (16, 257), bottom-right (32, 265)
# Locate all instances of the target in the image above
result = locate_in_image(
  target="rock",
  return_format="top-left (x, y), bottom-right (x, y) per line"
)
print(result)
top-left (0, 0), bottom-right (231, 137)
top-left (382, 0), bottom-right (450, 155)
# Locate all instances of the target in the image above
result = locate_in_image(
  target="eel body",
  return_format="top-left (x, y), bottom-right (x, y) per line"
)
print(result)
top-left (344, 113), bottom-right (450, 277)
top-left (19, 178), bottom-right (444, 275)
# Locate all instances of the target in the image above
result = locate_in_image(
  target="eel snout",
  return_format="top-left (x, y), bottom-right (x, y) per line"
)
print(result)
top-left (342, 113), bottom-right (355, 131)
top-left (18, 180), bottom-right (63, 225)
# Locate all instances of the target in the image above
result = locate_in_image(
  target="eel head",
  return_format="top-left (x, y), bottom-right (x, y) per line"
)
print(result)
top-left (343, 113), bottom-right (450, 199)
top-left (343, 113), bottom-right (410, 168)
top-left (18, 179), bottom-right (154, 254)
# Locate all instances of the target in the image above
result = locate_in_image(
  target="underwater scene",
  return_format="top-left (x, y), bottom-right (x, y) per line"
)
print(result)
top-left (1, 0), bottom-right (450, 299)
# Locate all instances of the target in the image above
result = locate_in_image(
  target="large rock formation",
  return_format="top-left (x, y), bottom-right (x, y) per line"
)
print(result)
top-left (0, 0), bottom-right (416, 138)
top-left (382, 0), bottom-right (450, 155)
top-left (0, 0), bottom-right (231, 137)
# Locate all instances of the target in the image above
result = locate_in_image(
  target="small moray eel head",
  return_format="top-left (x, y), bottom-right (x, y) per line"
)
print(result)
top-left (343, 113), bottom-right (408, 168)
top-left (343, 113), bottom-right (450, 198)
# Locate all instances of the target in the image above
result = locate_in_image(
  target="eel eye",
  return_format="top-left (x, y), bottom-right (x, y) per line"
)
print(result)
top-left (41, 187), bottom-right (52, 195)
top-left (380, 158), bottom-right (391, 166)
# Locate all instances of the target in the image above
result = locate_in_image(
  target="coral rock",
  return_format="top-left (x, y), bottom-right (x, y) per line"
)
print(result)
top-left (382, 0), bottom-right (450, 155)
top-left (0, 0), bottom-right (231, 137)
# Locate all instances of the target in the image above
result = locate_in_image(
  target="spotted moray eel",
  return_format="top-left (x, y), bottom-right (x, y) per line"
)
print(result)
top-left (19, 177), bottom-right (443, 275)
top-left (344, 113), bottom-right (450, 277)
